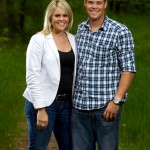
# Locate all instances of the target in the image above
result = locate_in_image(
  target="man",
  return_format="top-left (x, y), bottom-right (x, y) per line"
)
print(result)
top-left (72, 0), bottom-right (136, 150)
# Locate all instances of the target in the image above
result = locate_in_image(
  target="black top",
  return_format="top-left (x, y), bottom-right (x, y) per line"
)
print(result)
top-left (57, 49), bottom-right (75, 94)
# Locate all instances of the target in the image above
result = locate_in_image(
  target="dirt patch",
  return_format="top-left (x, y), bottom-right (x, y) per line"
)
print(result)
top-left (17, 121), bottom-right (58, 150)
top-left (47, 135), bottom-right (59, 150)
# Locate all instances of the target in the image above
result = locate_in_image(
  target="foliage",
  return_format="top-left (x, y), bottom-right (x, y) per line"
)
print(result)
top-left (0, 0), bottom-right (149, 41)
top-left (108, 0), bottom-right (150, 14)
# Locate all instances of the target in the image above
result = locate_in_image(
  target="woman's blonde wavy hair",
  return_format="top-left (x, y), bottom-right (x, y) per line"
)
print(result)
top-left (41, 0), bottom-right (73, 35)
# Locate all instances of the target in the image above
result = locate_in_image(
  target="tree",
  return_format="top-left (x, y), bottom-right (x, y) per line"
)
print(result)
top-left (109, 0), bottom-right (128, 13)
top-left (18, 0), bottom-right (26, 37)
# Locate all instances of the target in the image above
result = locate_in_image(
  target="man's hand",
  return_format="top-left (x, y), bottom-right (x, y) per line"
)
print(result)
top-left (103, 101), bottom-right (120, 121)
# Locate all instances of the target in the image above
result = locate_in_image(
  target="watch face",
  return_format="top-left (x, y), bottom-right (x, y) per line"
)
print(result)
top-left (116, 99), bottom-right (120, 103)
top-left (114, 99), bottom-right (120, 104)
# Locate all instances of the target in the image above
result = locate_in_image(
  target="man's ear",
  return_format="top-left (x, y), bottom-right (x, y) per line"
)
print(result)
top-left (84, 0), bottom-right (86, 7)
top-left (105, 1), bottom-right (107, 8)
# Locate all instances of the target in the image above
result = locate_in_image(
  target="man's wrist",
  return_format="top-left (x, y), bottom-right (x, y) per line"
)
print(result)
top-left (113, 97), bottom-right (122, 105)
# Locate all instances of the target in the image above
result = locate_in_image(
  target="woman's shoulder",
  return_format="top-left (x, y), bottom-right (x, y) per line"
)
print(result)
top-left (31, 32), bottom-right (46, 41)
top-left (28, 32), bottom-right (46, 49)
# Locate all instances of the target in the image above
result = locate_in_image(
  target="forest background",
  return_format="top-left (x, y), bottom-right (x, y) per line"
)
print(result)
top-left (0, 0), bottom-right (150, 149)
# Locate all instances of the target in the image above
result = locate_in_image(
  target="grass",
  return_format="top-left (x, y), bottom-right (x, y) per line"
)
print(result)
top-left (0, 43), bottom-right (26, 149)
top-left (0, 8), bottom-right (149, 150)
top-left (112, 14), bottom-right (150, 150)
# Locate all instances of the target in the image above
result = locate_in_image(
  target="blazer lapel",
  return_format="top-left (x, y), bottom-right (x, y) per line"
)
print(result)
top-left (66, 32), bottom-right (76, 54)
top-left (46, 33), bottom-right (60, 63)
top-left (46, 32), bottom-right (76, 66)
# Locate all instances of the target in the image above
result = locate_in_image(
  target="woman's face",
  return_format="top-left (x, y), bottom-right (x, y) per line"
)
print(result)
top-left (51, 7), bottom-right (69, 33)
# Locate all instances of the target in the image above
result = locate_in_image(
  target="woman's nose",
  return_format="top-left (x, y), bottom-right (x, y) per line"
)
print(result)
top-left (59, 16), bottom-right (64, 20)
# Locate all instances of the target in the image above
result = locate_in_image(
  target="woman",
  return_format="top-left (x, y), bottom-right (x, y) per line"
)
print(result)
top-left (23, 0), bottom-right (76, 149)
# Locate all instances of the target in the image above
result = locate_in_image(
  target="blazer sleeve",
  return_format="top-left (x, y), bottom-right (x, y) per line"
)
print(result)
top-left (26, 34), bottom-right (46, 109)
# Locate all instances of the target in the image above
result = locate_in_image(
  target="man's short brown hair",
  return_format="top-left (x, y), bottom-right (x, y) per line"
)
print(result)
top-left (85, 0), bottom-right (107, 2)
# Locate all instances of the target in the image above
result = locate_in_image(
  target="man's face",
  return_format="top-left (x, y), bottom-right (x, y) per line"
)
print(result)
top-left (84, 0), bottom-right (107, 21)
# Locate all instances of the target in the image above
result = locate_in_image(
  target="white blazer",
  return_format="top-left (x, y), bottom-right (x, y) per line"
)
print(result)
top-left (23, 32), bottom-right (77, 109)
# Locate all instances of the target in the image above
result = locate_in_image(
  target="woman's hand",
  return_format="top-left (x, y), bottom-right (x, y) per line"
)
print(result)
top-left (37, 108), bottom-right (48, 130)
top-left (103, 101), bottom-right (120, 121)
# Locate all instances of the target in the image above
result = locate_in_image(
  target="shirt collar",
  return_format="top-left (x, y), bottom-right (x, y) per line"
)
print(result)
top-left (83, 15), bottom-right (109, 32)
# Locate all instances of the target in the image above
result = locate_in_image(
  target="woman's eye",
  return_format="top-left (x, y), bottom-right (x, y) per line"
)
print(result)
top-left (55, 14), bottom-right (60, 17)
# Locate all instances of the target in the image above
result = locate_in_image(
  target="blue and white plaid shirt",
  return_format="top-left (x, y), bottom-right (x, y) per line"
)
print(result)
top-left (73, 16), bottom-right (136, 110)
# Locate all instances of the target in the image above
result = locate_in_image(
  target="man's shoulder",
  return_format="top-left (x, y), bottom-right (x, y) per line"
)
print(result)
top-left (78, 21), bottom-right (88, 30)
top-left (106, 17), bottom-right (129, 33)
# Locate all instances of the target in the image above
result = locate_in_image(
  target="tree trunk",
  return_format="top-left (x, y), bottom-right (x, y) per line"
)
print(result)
top-left (19, 0), bottom-right (26, 37)
top-left (109, 0), bottom-right (128, 13)
top-left (6, 0), bottom-right (17, 37)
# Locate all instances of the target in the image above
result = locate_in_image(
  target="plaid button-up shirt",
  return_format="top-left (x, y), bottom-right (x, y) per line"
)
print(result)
top-left (73, 16), bottom-right (136, 110)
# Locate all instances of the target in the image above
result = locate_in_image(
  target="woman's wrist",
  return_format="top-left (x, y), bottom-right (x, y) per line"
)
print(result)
top-left (38, 108), bottom-right (45, 111)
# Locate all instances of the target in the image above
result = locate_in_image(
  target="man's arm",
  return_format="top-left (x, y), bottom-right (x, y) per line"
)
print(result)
top-left (114, 71), bottom-right (134, 99)
top-left (103, 71), bottom-right (135, 121)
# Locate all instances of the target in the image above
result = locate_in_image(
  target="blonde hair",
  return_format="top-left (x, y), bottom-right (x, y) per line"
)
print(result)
top-left (42, 0), bottom-right (73, 35)
top-left (85, 0), bottom-right (107, 2)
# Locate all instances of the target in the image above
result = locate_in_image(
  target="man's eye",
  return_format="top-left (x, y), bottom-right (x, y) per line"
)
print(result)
top-left (88, 1), bottom-right (93, 4)
top-left (97, 1), bottom-right (102, 5)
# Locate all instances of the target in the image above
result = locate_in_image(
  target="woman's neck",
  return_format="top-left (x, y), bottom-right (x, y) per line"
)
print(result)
top-left (52, 30), bottom-right (66, 38)
top-left (52, 30), bottom-right (71, 52)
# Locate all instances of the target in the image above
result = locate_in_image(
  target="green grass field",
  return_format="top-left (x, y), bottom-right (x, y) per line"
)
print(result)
top-left (0, 43), bottom-right (26, 149)
top-left (0, 12), bottom-right (149, 150)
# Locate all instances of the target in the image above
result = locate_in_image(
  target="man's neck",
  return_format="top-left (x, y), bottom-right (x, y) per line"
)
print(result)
top-left (89, 15), bottom-right (105, 32)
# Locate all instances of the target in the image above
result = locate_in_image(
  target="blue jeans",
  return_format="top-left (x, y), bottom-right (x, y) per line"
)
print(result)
top-left (25, 100), bottom-right (73, 150)
top-left (71, 107), bottom-right (121, 150)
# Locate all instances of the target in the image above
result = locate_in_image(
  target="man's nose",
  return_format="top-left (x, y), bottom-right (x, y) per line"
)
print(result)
top-left (92, 3), bottom-right (98, 9)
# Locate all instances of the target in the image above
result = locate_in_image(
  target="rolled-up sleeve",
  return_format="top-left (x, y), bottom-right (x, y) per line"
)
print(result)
top-left (117, 29), bottom-right (136, 73)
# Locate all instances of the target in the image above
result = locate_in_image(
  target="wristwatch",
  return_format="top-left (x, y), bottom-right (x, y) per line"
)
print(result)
top-left (113, 98), bottom-right (122, 105)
